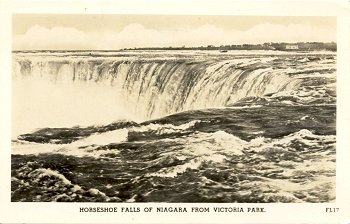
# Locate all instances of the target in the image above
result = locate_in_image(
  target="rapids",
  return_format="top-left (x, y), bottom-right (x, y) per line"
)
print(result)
top-left (11, 50), bottom-right (336, 202)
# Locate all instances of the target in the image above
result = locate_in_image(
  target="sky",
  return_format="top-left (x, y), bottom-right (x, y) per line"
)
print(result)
top-left (12, 14), bottom-right (336, 50)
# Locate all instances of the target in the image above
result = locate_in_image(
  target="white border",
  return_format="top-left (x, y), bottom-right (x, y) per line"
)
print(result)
top-left (1, 0), bottom-right (350, 223)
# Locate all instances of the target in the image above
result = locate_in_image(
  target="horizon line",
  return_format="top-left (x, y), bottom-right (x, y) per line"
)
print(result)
top-left (11, 41), bottom-right (337, 52)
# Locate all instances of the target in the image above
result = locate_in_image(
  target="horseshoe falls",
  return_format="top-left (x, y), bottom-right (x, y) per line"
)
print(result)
top-left (11, 50), bottom-right (336, 202)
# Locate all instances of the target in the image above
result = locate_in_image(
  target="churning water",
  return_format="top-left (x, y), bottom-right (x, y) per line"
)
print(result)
top-left (11, 50), bottom-right (336, 202)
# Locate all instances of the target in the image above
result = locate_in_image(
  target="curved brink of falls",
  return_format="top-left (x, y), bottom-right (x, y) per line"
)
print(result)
top-left (13, 54), bottom-right (304, 120)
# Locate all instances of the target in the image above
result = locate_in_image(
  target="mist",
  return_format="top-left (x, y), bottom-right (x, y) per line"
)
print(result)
top-left (12, 77), bottom-right (136, 138)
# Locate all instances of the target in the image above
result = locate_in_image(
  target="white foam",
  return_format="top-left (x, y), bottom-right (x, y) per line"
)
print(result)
top-left (247, 129), bottom-right (335, 153)
top-left (12, 128), bottom-right (128, 158)
top-left (70, 128), bottom-right (128, 147)
top-left (147, 131), bottom-right (247, 177)
top-left (149, 159), bottom-right (202, 178)
top-left (131, 120), bottom-right (200, 134)
top-left (88, 188), bottom-right (107, 197)
top-left (29, 168), bottom-right (72, 185)
top-left (150, 128), bottom-right (335, 178)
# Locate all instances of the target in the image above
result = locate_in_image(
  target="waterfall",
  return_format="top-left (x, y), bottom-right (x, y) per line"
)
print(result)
top-left (13, 54), bottom-right (300, 121)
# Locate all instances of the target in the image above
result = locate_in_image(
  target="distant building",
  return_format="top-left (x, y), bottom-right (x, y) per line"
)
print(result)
top-left (285, 44), bottom-right (299, 50)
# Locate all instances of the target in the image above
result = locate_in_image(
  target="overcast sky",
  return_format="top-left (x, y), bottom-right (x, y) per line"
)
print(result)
top-left (12, 14), bottom-right (336, 50)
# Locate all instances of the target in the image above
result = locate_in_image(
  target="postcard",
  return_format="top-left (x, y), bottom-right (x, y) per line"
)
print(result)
top-left (1, 0), bottom-right (350, 223)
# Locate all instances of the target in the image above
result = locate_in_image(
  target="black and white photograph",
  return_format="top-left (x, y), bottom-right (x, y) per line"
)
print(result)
top-left (11, 14), bottom-right (337, 203)
top-left (1, 0), bottom-right (350, 223)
